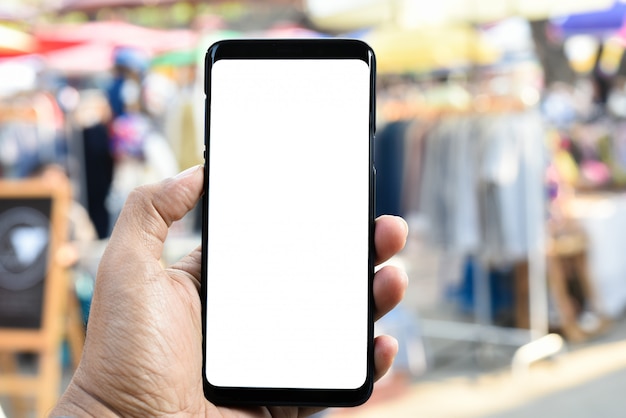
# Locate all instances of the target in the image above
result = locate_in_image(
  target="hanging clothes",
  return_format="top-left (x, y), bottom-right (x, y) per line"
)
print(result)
top-left (479, 111), bottom-right (547, 263)
top-left (419, 115), bottom-right (481, 256)
top-left (375, 120), bottom-right (409, 217)
top-left (400, 118), bottom-right (430, 218)
top-left (417, 110), bottom-right (547, 264)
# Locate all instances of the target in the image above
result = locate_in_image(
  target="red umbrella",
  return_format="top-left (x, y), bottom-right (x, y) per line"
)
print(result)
top-left (33, 21), bottom-right (197, 74)
top-left (43, 42), bottom-right (116, 74)
top-left (34, 21), bottom-right (197, 55)
top-left (0, 25), bottom-right (82, 58)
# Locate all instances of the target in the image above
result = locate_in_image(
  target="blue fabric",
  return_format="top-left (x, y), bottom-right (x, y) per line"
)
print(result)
top-left (552, 2), bottom-right (626, 36)
top-left (107, 77), bottom-right (126, 119)
top-left (114, 46), bottom-right (149, 74)
top-left (450, 257), bottom-right (515, 323)
top-left (375, 121), bottom-right (408, 217)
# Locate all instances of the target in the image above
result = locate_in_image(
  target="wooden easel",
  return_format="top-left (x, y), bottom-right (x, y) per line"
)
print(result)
top-left (0, 177), bottom-right (84, 417)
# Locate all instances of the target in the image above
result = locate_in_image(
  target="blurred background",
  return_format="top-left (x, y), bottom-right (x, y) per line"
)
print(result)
top-left (3, 0), bottom-right (626, 416)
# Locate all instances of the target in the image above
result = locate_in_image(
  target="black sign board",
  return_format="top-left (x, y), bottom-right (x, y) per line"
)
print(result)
top-left (0, 198), bottom-right (52, 329)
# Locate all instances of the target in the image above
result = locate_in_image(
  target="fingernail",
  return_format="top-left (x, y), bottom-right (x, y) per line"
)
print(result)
top-left (401, 269), bottom-right (409, 289)
top-left (397, 216), bottom-right (409, 238)
top-left (174, 165), bottom-right (201, 180)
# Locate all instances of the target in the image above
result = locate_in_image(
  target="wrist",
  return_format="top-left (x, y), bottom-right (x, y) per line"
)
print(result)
top-left (49, 381), bottom-right (119, 418)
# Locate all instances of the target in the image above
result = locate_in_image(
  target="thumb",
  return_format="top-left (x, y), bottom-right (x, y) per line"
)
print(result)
top-left (107, 165), bottom-right (204, 261)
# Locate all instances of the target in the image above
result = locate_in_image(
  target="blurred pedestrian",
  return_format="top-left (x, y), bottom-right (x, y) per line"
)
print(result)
top-left (106, 54), bottom-right (178, 228)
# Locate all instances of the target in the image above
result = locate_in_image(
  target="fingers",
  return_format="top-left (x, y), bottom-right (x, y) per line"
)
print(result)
top-left (373, 335), bottom-right (399, 382)
top-left (172, 198), bottom-right (408, 347)
top-left (375, 215), bottom-right (408, 265)
top-left (373, 265), bottom-right (408, 321)
top-left (174, 215), bottom-right (410, 314)
top-left (371, 216), bottom-right (408, 382)
top-left (108, 165), bottom-right (204, 261)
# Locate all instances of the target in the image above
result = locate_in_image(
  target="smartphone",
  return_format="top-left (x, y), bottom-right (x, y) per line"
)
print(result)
top-left (201, 39), bottom-right (376, 407)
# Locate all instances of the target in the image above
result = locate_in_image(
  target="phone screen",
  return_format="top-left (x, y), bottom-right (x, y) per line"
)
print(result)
top-left (203, 40), bottom-right (375, 404)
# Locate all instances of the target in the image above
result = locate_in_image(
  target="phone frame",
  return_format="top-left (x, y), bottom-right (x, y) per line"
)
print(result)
top-left (201, 38), bottom-right (377, 407)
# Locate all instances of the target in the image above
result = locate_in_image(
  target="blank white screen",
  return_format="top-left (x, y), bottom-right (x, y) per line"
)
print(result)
top-left (205, 59), bottom-right (370, 389)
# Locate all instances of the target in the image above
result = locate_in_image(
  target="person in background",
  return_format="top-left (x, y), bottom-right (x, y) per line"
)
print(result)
top-left (74, 89), bottom-right (114, 239)
top-left (106, 49), bottom-right (178, 229)
top-left (106, 47), bottom-right (148, 121)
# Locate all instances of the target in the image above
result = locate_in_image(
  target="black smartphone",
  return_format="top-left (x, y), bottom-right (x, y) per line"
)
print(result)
top-left (201, 39), bottom-right (376, 407)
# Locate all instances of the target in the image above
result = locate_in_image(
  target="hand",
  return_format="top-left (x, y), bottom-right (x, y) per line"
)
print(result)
top-left (51, 165), bottom-right (409, 418)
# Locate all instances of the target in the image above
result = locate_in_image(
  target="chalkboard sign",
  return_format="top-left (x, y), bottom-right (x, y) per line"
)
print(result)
top-left (0, 197), bottom-right (52, 329)
top-left (0, 177), bottom-right (73, 416)
top-left (0, 178), bottom-right (69, 334)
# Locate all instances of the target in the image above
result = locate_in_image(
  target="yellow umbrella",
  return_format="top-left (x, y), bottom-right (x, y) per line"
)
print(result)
top-left (364, 24), bottom-right (500, 73)
top-left (0, 24), bottom-right (36, 56)
top-left (306, 0), bottom-right (394, 32)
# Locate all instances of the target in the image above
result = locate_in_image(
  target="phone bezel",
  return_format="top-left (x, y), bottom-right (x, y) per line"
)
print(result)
top-left (201, 38), bottom-right (377, 407)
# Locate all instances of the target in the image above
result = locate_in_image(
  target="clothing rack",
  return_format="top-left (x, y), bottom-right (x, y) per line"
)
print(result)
top-left (378, 98), bottom-right (564, 374)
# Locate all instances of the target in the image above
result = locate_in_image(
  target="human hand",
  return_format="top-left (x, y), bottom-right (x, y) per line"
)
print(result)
top-left (50, 165), bottom-right (408, 417)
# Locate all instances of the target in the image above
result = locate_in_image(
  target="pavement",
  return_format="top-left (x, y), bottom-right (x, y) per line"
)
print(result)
top-left (325, 227), bottom-right (626, 418)
top-left (325, 318), bottom-right (626, 418)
